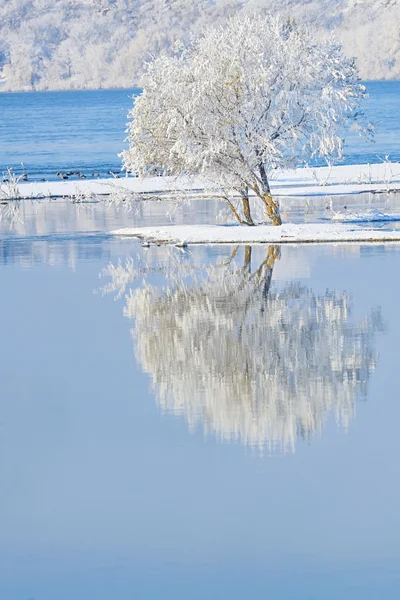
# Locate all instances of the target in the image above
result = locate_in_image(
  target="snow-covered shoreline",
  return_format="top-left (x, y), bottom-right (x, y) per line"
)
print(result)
top-left (111, 223), bottom-right (400, 245)
top-left (7, 162), bottom-right (400, 244)
top-left (6, 162), bottom-right (400, 201)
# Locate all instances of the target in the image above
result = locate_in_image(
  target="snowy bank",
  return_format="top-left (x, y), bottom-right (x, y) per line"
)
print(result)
top-left (111, 223), bottom-right (400, 245)
top-left (5, 162), bottom-right (400, 201)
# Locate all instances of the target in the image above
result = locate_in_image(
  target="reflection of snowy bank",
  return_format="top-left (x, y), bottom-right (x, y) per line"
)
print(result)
top-left (0, 198), bottom-right (125, 237)
top-left (0, 234), bottom-right (111, 269)
top-left (0, 195), bottom-right (224, 236)
top-left (332, 209), bottom-right (400, 223)
top-left (102, 247), bottom-right (384, 453)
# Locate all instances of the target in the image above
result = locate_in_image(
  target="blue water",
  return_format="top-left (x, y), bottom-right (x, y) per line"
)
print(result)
top-left (0, 82), bottom-right (399, 182)
top-left (345, 81), bottom-right (400, 164)
top-left (0, 88), bottom-right (139, 181)
top-left (1, 82), bottom-right (400, 598)
top-left (1, 213), bottom-right (400, 597)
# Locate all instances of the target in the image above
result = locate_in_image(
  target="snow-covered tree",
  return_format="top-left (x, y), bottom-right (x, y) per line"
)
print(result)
top-left (101, 246), bottom-right (384, 453)
top-left (122, 14), bottom-right (369, 225)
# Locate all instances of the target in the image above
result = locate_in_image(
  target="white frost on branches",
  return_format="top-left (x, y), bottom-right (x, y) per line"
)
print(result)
top-left (1, 0), bottom-right (400, 92)
top-left (122, 14), bottom-right (369, 225)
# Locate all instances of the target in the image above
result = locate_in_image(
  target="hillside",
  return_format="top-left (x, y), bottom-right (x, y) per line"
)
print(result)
top-left (1, 0), bottom-right (399, 92)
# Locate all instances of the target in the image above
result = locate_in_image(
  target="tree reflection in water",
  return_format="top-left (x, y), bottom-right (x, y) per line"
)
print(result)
top-left (101, 246), bottom-right (384, 453)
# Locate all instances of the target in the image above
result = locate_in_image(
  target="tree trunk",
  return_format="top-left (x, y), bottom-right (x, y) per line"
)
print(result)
top-left (240, 188), bottom-right (254, 226)
top-left (242, 196), bottom-right (255, 225)
top-left (225, 199), bottom-right (245, 224)
top-left (263, 191), bottom-right (282, 226)
top-left (259, 163), bottom-right (282, 226)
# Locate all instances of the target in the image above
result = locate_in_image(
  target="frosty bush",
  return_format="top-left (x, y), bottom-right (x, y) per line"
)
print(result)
top-left (122, 14), bottom-right (369, 225)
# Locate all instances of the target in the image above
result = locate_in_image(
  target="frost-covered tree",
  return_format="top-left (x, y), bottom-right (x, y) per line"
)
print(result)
top-left (101, 246), bottom-right (384, 453)
top-left (122, 14), bottom-right (368, 225)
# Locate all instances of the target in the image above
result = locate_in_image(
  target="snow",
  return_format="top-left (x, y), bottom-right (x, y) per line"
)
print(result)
top-left (122, 13), bottom-right (367, 224)
top-left (1, 0), bottom-right (400, 92)
top-left (111, 223), bottom-right (400, 245)
top-left (8, 162), bottom-right (400, 201)
top-left (9, 161), bottom-right (400, 244)
top-left (6, 175), bottom-right (204, 200)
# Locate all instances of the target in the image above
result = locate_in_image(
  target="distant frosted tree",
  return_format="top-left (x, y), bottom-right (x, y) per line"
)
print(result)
top-left (122, 14), bottom-right (369, 225)
top-left (101, 246), bottom-right (384, 453)
top-left (0, 0), bottom-right (399, 93)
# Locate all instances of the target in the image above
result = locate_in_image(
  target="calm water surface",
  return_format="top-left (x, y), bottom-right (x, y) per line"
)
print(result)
top-left (1, 82), bottom-right (400, 598)
top-left (0, 88), bottom-right (139, 181)
top-left (0, 81), bottom-right (400, 181)
top-left (0, 199), bottom-right (399, 598)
